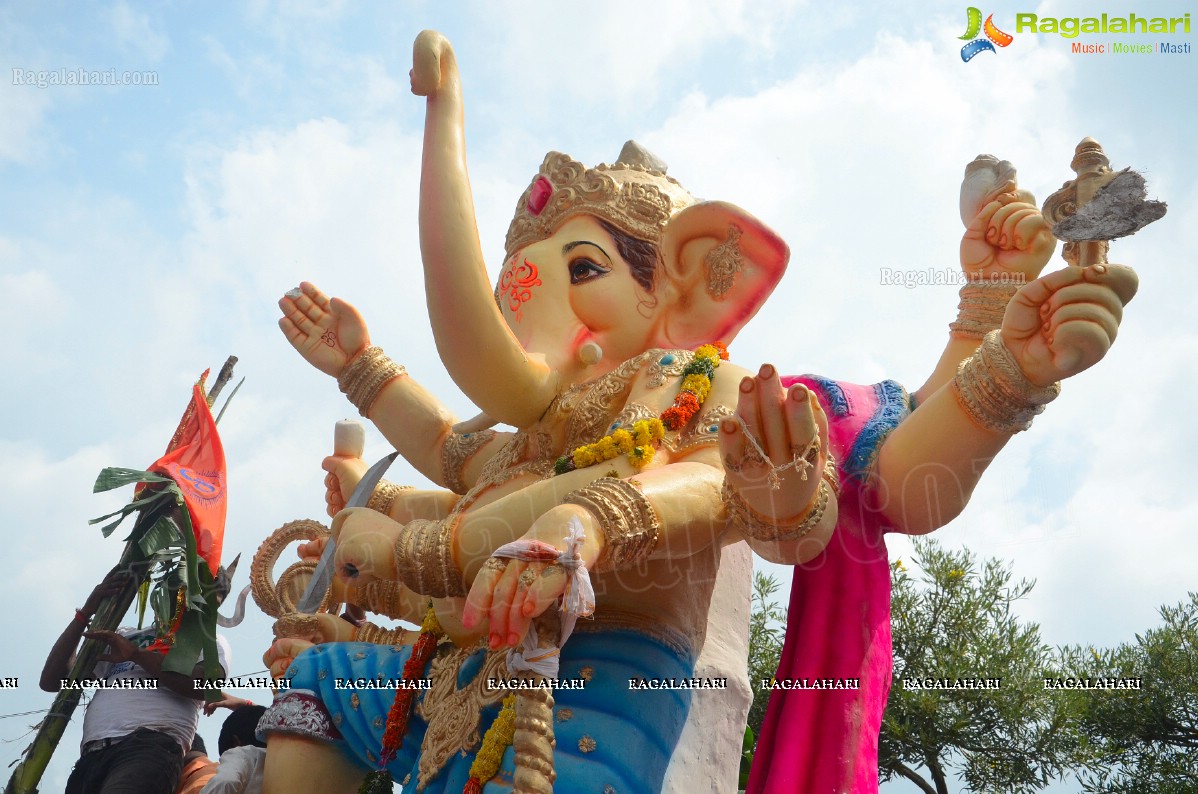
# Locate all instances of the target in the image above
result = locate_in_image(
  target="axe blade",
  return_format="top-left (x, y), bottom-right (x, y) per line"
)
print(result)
top-left (295, 451), bottom-right (398, 614)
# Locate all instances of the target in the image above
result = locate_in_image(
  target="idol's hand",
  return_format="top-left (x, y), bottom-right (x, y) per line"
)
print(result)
top-left (410, 30), bottom-right (455, 98)
top-left (278, 281), bottom-right (371, 378)
top-left (322, 454), bottom-right (368, 517)
top-left (462, 505), bottom-right (601, 650)
top-left (264, 637), bottom-right (315, 680)
top-left (1002, 264), bottom-right (1139, 385)
top-left (331, 508), bottom-right (402, 585)
top-left (961, 197), bottom-right (1056, 282)
top-left (719, 364), bottom-right (830, 523)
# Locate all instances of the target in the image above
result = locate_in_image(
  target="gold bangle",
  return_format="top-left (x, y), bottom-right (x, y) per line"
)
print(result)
top-left (823, 456), bottom-right (840, 498)
top-left (337, 346), bottom-right (407, 416)
top-left (365, 481), bottom-right (412, 516)
top-left (272, 612), bottom-right (319, 640)
top-left (952, 330), bottom-right (1060, 433)
top-left (563, 478), bottom-right (661, 572)
top-left (441, 430), bottom-right (498, 495)
top-left (948, 282), bottom-right (1021, 340)
top-left (393, 519), bottom-right (466, 598)
top-left (722, 476), bottom-right (833, 542)
top-left (357, 579), bottom-right (407, 619)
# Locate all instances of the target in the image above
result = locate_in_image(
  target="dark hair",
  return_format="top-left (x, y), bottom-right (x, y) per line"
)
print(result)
top-left (598, 219), bottom-right (660, 294)
top-left (190, 733), bottom-right (208, 755)
top-left (218, 705), bottom-right (268, 754)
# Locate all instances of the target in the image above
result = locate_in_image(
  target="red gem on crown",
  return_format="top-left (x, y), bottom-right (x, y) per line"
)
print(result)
top-left (527, 176), bottom-right (553, 216)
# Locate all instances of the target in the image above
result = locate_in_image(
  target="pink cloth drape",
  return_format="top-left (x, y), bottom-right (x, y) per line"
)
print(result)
top-left (746, 377), bottom-right (909, 794)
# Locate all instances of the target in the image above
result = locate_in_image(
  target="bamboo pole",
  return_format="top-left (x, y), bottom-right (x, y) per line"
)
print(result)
top-left (5, 357), bottom-right (237, 794)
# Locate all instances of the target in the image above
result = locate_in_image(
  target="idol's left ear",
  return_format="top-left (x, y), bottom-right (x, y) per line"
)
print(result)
top-left (657, 201), bottom-right (789, 349)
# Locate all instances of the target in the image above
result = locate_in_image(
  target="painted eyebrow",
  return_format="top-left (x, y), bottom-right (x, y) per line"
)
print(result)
top-left (562, 240), bottom-right (613, 261)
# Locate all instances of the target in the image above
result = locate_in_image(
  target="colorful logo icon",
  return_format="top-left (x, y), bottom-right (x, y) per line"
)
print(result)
top-left (959, 7), bottom-right (1014, 61)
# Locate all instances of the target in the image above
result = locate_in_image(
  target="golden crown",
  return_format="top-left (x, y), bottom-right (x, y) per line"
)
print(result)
top-left (504, 142), bottom-right (696, 258)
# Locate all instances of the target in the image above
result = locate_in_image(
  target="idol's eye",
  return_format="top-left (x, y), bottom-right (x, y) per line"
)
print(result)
top-left (569, 257), bottom-right (611, 285)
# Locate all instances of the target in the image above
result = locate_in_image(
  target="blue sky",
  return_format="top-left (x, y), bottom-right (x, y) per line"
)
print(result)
top-left (3, 1), bottom-right (1195, 791)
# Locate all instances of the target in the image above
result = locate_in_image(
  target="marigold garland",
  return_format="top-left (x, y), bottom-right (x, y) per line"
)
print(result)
top-left (358, 605), bottom-right (443, 794)
top-left (555, 342), bottom-right (728, 475)
top-left (462, 694), bottom-right (518, 793)
top-left (145, 587), bottom-right (187, 654)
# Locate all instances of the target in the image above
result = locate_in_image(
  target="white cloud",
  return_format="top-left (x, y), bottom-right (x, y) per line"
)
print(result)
top-left (467, 0), bottom-right (809, 118)
top-left (108, 1), bottom-right (170, 62)
top-left (0, 75), bottom-right (52, 164)
top-left (5, 266), bottom-right (72, 370)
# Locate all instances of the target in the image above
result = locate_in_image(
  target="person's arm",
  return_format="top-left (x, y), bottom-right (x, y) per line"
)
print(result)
top-left (199, 746), bottom-right (260, 794)
top-left (81, 630), bottom-right (218, 700)
top-left (202, 692), bottom-right (253, 716)
top-left (40, 571), bottom-right (131, 692)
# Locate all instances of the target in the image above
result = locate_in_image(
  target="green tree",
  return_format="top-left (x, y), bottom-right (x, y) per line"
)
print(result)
top-left (746, 570), bottom-right (786, 740)
top-left (1063, 592), bottom-right (1198, 793)
top-left (880, 538), bottom-right (1081, 794)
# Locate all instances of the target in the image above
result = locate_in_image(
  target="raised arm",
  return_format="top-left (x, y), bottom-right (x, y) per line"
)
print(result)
top-left (278, 281), bottom-right (507, 489)
top-left (874, 262), bottom-right (1138, 534)
top-left (39, 571), bottom-right (131, 691)
top-left (912, 156), bottom-right (1056, 404)
top-left (410, 30), bottom-right (557, 427)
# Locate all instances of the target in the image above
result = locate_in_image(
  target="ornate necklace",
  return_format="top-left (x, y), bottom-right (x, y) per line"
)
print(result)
top-left (554, 342), bottom-right (727, 475)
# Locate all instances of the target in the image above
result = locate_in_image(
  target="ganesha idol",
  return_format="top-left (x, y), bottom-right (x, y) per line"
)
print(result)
top-left (254, 28), bottom-right (1141, 794)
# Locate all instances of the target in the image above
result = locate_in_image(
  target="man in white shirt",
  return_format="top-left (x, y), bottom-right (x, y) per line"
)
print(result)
top-left (41, 570), bottom-right (232, 794)
top-left (201, 704), bottom-right (267, 794)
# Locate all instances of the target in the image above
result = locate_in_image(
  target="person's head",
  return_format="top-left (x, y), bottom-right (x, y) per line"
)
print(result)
top-left (218, 704), bottom-right (268, 755)
top-left (187, 733), bottom-right (208, 760)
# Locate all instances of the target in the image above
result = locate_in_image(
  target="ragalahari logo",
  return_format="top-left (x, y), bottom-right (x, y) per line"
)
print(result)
top-left (959, 7), bottom-right (1014, 61)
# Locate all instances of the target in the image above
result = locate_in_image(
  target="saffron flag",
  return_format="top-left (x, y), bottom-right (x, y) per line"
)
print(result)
top-left (147, 380), bottom-right (227, 573)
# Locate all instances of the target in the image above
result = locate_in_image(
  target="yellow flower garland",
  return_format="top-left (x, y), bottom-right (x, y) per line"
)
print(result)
top-left (464, 694), bottom-right (518, 792)
top-left (555, 343), bottom-right (727, 475)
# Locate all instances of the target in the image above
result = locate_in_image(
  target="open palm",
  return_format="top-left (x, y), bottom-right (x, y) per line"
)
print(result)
top-left (278, 281), bottom-right (370, 377)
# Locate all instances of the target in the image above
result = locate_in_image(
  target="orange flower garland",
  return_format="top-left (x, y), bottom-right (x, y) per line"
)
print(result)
top-left (359, 606), bottom-right (443, 794)
top-left (144, 587), bottom-right (187, 654)
top-left (555, 342), bottom-right (728, 475)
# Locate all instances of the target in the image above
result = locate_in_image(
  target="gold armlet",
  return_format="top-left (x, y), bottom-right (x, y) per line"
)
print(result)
top-left (393, 518), bottom-right (466, 598)
top-left (353, 620), bottom-right (408, 646)
top-left (366, 481), bottom-right (413, 516)
top-left (441, 429), bottom-right (498, 494)
top-left (562, 478), bottom-right (661, 572)
top-left (948, 282), bottom-right (1021, 340)
top-left (338, 346), bottom-right (407, 416)
top-left (952, 330), bottom-right (1060, 433)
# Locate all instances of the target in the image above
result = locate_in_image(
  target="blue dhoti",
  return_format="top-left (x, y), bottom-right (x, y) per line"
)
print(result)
top-left (261, 621), bottom-right (695, 793)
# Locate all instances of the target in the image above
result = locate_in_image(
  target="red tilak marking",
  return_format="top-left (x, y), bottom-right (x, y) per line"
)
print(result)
top-left (499, 258), bottom-right (543, 322)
